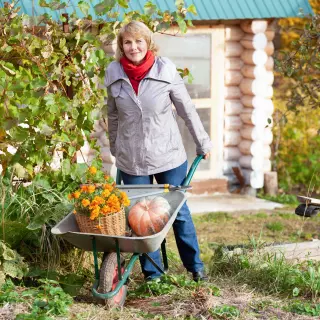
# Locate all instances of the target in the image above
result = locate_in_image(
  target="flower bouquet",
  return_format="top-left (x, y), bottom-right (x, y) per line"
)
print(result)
top-left (68, 166), bottom-right (130, 235)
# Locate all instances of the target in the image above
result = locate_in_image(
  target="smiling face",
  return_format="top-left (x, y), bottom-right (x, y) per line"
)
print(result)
top-left (122, 33), bottom-right (148, 65)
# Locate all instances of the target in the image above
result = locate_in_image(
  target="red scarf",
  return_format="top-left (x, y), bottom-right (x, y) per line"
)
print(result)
top-left (120, 50), bottom-right (155, 95)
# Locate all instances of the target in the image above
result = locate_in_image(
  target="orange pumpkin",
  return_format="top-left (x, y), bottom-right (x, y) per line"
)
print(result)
top-left (128, 197), bottom-right (171, 236)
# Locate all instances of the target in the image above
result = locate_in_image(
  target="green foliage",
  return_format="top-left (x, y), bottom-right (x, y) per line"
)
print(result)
top-left (0, 0), bottom-right (196, 183)
top-left (274, 9), bottom-right (320, 193)
top-left (128, 274), bottom-right (202, 298)
top-left (0, 279), bottom-right (73, 319)
top-left (276, 13), bottom-right (319, 111)
top-left (209, 245), bottom-right (320, 300)
top-left (193, 212), bottom-right (233, 224)
top-left (266, 221), bottom-right (284, 232)
top-left (258, 192), bottom-right (300, 205)
top-left (0, 240), bottom-right (29, 285)
top-left (286, 300), bottom-right (320, 316)
top-left (272, 92), bottom-right (320, 193)
top-left (209, 305), bottom-right (240, 319)
top-left (0, 176), bottom-right (74, 269)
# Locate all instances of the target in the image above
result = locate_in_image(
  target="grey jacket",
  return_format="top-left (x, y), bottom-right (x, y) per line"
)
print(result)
top-left (105, 56), bottom-right (213, 175)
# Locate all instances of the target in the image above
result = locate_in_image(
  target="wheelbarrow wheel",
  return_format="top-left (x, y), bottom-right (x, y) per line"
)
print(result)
top-left (99, 252), bottom-right (127, 307)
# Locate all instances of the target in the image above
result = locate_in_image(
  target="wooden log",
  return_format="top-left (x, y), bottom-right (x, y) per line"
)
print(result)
top-left (240, 96), bottom-right (274, 114)
top-left (240, 125), bottom-right (264, 141)
top-left (265, 56), bottom-right (274, 70)
top-left (225, 41), bottom-right (244, 57)
top-left (225, 26), bottom-right (245, 41)
top-left (224, 130), bottom-right (242, 146)
top-left (239, 155), bottom-right (264, 171)
top-left (240, 20), bottom-right (268, 34)
top-left (241, 49), bottom-right (268, 66)
top-left (225, 86), bottom-right (242, 99)
top-left (264, 171), bottom-right (278, 195)
top-left (224, 147), bottom-right (242, 161)
top-left (240, 125), bottom-right (273, 144)
top-left (241, 65), bottom-right (266, 79)
top-left (242, 169), bottom-right (264, 189)
top-left (240, 108), bottom-right (267, 126)
top-left (265, 30), bottom-right (275, 41)
top-left (223, 160), bottom-right (240, 174)
top-left (263, 159), bottom-right (272, 172)
top-left (224, 116), bottom-right (243, 130)
top-left (265, 41), bottom-right (275, 56)
top-left (263, 145), bottom-right (272, 159)
top-left (240, 33), bottom-right (268, 50)
top-left (263, 128), bottom-right (273, 145)
top-left (225, 70), bottom-right (243, 86)
top-left (264, 71), bottom-right (274, 85)
top-left (225, 99), bottom-right (243, 115)
top-left (239, 139), bottom-right (264, 156)
top-left (240, 78), bottom-right (273, 98)
top-left (225, 58), bottom-right (244, 71)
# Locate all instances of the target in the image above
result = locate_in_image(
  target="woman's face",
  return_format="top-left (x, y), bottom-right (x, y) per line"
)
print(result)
top-left (122, 33), bottom-right (148, 65)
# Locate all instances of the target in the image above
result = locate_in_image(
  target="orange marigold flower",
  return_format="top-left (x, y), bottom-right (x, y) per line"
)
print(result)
top-left (73, 210), bottom-right (77, 214)
top-left (101, 205), bottom-right (111, 215)
top-left (81, 199), bottom-right (90, 207)
top-left (80, 185), bottom-right (88, 192)
top-left (68, 193), bottom-right (73, 200)
top-left (123, 198), bottom-right (130, 207)
top-left (88, 185), bottom-right (96, 193)
top-left (103, 184), bottom-right (113, 192)
top-left (104, 175), bottom-right (110, 180)
top-left (89, 166), bottom-right (97, 175)
top-left (107, 194), bottom-right (120, 206)
top-left (73, 191), bottom-right (81, 199)
top-left (96, 224), bottom-right (102, 230)
top-left (102, 189), bottom-right (111, 198)
top-left (93, 196), bottom-right (105, 205)
top-left (90, 207), bottom-right (100, 220)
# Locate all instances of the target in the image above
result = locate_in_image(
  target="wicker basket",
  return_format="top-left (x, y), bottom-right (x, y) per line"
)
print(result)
top-left (75, 206), bottom-right (126, 236)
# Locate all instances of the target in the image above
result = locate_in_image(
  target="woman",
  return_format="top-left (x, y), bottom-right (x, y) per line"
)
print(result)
top-left (105, 21), bottom-right (212, 282)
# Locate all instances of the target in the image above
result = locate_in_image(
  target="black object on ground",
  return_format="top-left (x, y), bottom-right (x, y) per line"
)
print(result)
top-left (295, 204), bottom-right (320, 218)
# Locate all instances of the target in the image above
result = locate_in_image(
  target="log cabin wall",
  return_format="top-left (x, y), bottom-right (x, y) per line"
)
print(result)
top-left (224, 19), bottom-right (276, 189)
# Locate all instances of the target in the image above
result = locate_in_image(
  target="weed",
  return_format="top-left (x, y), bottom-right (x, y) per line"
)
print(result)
top-left (209, 304), bottom-right (240, 319)
top-left (266, 221), bottom-right (284, 232)
top-left (0, 240), bottom-right (28, 285)
top-left (286, 300), bottom-right (320, 316)
top-left (193, 212), bottom-right (233, 223)
top-left (128, 274), bottom-right (201, 298)
top-left (257, 192), bottom-right (299, 205)
top-left (209, 244), bottom-right (320, 300)
top-left (1, 279), bottom-right (73, 319)
top-left (255, 212), bottom-right (269, 219)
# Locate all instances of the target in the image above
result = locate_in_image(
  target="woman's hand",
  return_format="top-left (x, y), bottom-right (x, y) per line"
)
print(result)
top-left (203, 153), bottom-right (210, 160)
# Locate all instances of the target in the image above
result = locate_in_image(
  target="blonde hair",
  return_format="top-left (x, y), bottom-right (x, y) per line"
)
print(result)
top-left (115, 21), bottom-right (158, 61)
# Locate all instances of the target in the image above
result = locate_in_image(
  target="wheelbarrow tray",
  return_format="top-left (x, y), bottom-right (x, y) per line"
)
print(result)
top-left (51, 188), bottom-right (186, 253)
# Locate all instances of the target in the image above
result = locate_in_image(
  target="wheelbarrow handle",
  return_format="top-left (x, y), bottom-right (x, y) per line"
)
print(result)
top-left (182, 155), bottom-right (204, 187)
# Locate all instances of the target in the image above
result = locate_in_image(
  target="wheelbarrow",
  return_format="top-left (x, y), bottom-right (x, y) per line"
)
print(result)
top-left (51, 155), bottom-right (203, 307)
top-left (295, 195), bottom-right (320, 218)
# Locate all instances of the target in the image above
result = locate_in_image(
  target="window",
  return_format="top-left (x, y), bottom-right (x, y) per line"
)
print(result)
top-left (154, 33), bottom-right (211, 99)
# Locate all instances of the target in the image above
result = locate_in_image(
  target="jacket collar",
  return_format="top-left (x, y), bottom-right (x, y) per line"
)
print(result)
top-left (105, 57), bottom-right (175, 87)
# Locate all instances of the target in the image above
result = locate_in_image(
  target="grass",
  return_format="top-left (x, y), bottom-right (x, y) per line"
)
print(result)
top-left (4, 206), bottom-right (320, 319)
top-left (257, 192), bottom-right (300, 206)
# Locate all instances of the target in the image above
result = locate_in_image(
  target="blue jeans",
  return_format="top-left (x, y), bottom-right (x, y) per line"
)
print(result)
top-left (120, 161), bottom-right (204, 279)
